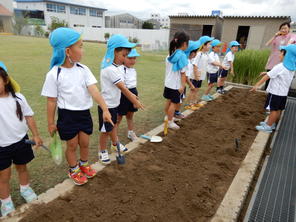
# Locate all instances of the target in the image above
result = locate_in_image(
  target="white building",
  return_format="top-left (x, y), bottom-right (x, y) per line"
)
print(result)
top-left (14, 0), bottom-right (107, 30)
top-left (150, 13), bottom-right (169, 28)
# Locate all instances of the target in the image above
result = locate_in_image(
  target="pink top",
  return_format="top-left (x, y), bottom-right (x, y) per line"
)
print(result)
top-left (265, 33), bottom-right (295, 70)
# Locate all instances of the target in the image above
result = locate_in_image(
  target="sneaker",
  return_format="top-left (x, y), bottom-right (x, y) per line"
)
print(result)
top-left (111, 143), bottom-right (128, 153)
top-left (127, 131), bottom-right (138, 141)
top-left (201, 95), bottom-right (213, 102)
top-left (99, 150), bottom-right (111, 165)
top-left (193, 103), bottom-right (204, 108)
top-left (79, 164), bottom-right (97, 179)
top-left (217, 89), bottom-right (223, 94)
top-left (174, 112), bottom-right (185, 119)
top-left (20, 187), bottom-right (38, 203)
top-left (68, 168), bottom-right (88, 186)
top-left (208, 95), bottom-right (215, 100)
top-left (0, 201), bottom-right (15, 217)
top-left (221, 89), bottom-right (226, 94)
top-left (256, 124), bottom-right (273, 133)
top-left (260, 122), bottom-right (276, 130)
top-left (168, 121), bottom-right (180, 130)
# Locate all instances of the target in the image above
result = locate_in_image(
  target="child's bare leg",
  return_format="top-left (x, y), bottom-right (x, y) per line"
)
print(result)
top-left (0, 167), bottom-right (11, 199)
top-left (65, 135), bottom-right (79, 167)
top-left (126, 112), bottom-right (134, 131)
top-left (167, 102), bottom-right (176, 121)
top-left (205, 83), bottom-right (214, 95)
top-left (117, 115), bottom-right (123, 128)
top-left (110, 126), bottom-right (118, 145)
top-left (164, 100), bottom-right (171, 115)
top-left (267, 110), bottom-right (281, 126)
top-left (99, 132), bottom-right (109, 151)
top-left (194, 88), bottom-right (199, 103)
top-left (78, 131), bottom-right (90, 162)
top-left (15, 165), bottom-right (29, 186)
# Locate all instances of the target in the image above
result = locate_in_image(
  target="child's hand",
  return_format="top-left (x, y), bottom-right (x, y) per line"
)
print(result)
top-left (250, 86), bottom-right (258, 92)
top-left (259, 72), bottom-right (267, 77)
top-left (48, 124), bottom-right (57, 137)
top-left (221, 65), bottom-right (227, 70)
top-left (33, 136), bottom-right (43, 147)
top-left (134, 99), bottom-right (144, 110)
top-left (189, 83), bottom-right (195, 89)
top-left (103, 110), bottom-right (114, 126)
top-left (178, 87), bottom-right (185, 94)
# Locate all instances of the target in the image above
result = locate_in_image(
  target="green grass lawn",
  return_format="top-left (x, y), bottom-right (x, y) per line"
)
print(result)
top-left (0, 35), bottom-right (210, 206)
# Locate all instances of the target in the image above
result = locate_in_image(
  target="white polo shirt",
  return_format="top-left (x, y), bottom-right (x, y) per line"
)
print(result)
top-left (100, 63), bottom-right (123, 108)
top-left (186, 58), bottom-right (195, 79)
top-left (267, 63), bottom-right (295, 96)
top-left (41, 63), bottom-right (97, 111)
top-left (120, 66), bottom-right (137, 89)
top-left (222, 51), bottom-right (234, 70)
top-left (0, 93), bottom-right (34, 147)
top-left (165, 56), bottom-right (187, 90)
top-left (193, 52), bottom-right (208, 80)
top-left (207, 51), bottom-right (220, 73)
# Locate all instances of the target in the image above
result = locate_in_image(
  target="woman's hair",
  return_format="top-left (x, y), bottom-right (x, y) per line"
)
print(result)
top-left (169, 31), bottom-right (190, 56)
top-left (0, 68), bottom-right (23, 121)
top-left (279, 22), bottom-right (290, 30)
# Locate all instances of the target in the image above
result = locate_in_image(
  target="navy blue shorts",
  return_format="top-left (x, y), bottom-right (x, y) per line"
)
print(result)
top-left (118, 88), bottom-right (138, 116)
top-left (163, 87), bottom-right (182, 104)
top-left (219, 69), bottom-right (229, 78)
top-left (190, 79), bottom-right (203, 88)
top-left (98, 106), bottom-right (118, 133)
top-left (207, 72), bottom-right (218, 84)
top-left (0, 135), bottom-right (34, 171)
top-left (57, 109), bottom-right (93, 141)
top-left (264, 93), bottom-right (287, 111)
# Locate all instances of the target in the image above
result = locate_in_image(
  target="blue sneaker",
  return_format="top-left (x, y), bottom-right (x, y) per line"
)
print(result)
top-left (20, 187), bottom-right (37, 203)
top-left (260, 122), bottom-right (276, 130)
top-left (1, 201), bottom-right (15, 217)
top-left (201, 95), bottom-right (213, 102)
top-left (208, 94), bottom-right (215, 100)
top-left (256, 124), bottom-right (273, 133)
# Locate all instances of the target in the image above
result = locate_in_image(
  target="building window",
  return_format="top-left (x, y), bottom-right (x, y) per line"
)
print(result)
top-left (73, 24), bottom-right (85, 27)
top-left (70, 6), bottom-right (86, 15)
top-left (47, 3), bottom-right (65, 13)
top-left (90, 9), bottom-right (103, 17)
top-left (92, 25), bottom-right (101, 28)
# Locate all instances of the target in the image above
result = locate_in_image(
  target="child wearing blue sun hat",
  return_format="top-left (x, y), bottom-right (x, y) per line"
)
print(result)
top-left (99, 35), bottom-right (144, 165)
top-left (251, 44), bottom-right (296, 133)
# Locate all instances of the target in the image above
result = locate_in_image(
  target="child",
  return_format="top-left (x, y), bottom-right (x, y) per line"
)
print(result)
top-left (217, 41), bottom-right (240, 94)
top-left (163, 31), bottom-right (189, 129)
top-left (203, 39), bottom-right (226, 101)
top-left (41, 28), bottom-right (113, 186)
top-left (117, 48), bottom-right (140, 141)
top-left (0, 62), bottom-right (43, 217)
top-left (251, 44), bottom-right (296, 132)
top-left (193, 36), bottom-right (214, 102)
top-left (99, 34), bottom-right (144, 164)
top-left (184, 40), bottom-right (201, 111)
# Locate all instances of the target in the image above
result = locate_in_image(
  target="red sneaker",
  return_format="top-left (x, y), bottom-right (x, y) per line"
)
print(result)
top-left (79, 164), bottom-right (97, 179)
top-left (68, 169), bottom-right (88, 186)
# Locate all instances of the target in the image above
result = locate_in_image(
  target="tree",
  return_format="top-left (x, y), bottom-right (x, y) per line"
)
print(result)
top-left (48, 16), bottom-right (68, 32)
top-left (142, 21), bottom-right (154, 29)
top-left (34, 24), bottom-right (45, 37)
top-left (104, 32), bottom-right (110, 40)
top-left (13, 16), bottom-right (28, 35)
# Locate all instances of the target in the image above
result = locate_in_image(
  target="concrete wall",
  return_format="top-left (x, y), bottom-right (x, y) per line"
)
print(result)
top-left (0, 16), bottom-right (13, 32)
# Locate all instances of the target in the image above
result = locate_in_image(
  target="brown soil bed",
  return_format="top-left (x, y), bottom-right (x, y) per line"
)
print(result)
top-left (19, 88), bottom-right (266, 222)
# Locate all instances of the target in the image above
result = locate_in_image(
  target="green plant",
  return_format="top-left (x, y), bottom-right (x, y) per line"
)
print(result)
top-left (104, 32), bottom-right (110, 40)
top-left (48, 16), bottom-right (68, 32)
top-left (132, 37), bottom-right (138, 43)
top-left (44, 31), bottom-right (50, 38)
top-left (232, 49), bottom-right (270, 85)
top-left (142, 21), bottom-right (154, 29)
top-left (34, 24), bottom-right (45, 37)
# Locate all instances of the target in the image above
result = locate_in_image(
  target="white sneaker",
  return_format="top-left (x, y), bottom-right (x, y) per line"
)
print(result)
top-left (20, 187), bottom-right (37, 203)
top-left (1, 200), bottom-right (15, 217)
top-left (127, 131), bottom-right (138, 141)
top-left (168, 121), bottom-right (180, 130)
top-left (111, 143), bottom-right (128, 153)
top-left (99, 150), bottom-right (111, 165)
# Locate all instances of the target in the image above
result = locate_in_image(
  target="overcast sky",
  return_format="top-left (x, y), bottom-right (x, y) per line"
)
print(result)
top-left (99, 0), bottom-right (295, 21)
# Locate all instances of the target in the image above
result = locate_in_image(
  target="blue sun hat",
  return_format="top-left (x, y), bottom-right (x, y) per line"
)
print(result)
top-left (198, 36), bottom-right (214, 50)
top-left (101, 34), bottom-right (137, 69)
top-left (168, 49), bottom-right (188, 71)
top-left (226, 41), bottom-right (240, 53)
top-left (128, 48), bottom-right (140, 58)
top-left (184, 40), bottom-right (201, 58)
top-left (49, 27), bottom-right (82, 69)
top-left (280, 44), bottom-right (296, 71)
top-left (0, 61), bottom-right (21, 92)
top-left (211, 39), bottom-right (222, 47)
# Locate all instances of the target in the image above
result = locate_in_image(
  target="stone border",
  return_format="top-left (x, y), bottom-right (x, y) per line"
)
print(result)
top-left (210, 115), bottom-right (271, 222)
top-left (2, 85), bottom-right (233, 221)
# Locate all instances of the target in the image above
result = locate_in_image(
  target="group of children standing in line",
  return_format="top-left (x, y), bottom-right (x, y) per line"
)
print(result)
top-left (0, 27), bottom-right (295, 217)
top-left (163, 31), bottom-right (240, 129)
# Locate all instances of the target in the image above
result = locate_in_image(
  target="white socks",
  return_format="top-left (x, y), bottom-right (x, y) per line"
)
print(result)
top-left (0, 196), bottom-right (12, 204)
top-left (20, 184), bottom-right (30, 192)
